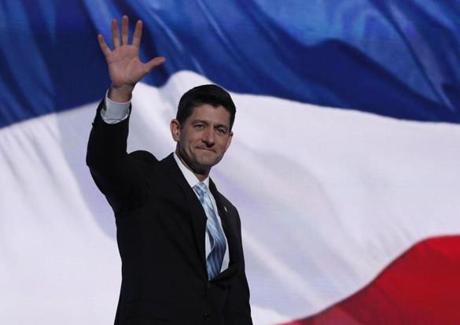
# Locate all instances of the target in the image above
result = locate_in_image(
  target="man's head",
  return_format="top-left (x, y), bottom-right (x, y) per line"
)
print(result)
top-left (170, 85), bottom-right (236, 180)
top-left (176, 84), bottom-right (236, 130)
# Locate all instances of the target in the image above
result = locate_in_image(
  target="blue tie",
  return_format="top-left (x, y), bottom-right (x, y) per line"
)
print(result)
top-left (193, 182), bottom-right (227, 280)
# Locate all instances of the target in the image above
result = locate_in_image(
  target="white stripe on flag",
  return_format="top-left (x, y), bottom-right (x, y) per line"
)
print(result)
top-left (1, 71), bottom-right (459, 324)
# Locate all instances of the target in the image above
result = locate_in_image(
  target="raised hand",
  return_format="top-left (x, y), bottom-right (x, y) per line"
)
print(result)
top-left (97, 15), bottom-right (166, 102)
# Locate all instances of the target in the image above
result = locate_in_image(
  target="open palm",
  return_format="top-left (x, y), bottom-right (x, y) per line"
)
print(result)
top-left (98, 16), bottom-right (165, 97)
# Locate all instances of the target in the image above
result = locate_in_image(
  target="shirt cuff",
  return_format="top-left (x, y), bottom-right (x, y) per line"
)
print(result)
top-left (100, 90), bottom-right (130, 124)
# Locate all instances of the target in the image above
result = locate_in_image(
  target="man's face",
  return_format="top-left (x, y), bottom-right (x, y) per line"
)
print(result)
top-left (171, 104), bottom-right (233, 177)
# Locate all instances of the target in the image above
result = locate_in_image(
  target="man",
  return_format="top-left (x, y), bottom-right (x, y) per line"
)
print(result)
top-left (86, 16), bottom-right (252, 324)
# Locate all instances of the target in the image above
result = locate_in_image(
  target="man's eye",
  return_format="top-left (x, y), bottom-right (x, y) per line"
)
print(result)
top-left (217, 127), bottom-right (228, 135)
top-left (194, 124), bottom-right (204, 129)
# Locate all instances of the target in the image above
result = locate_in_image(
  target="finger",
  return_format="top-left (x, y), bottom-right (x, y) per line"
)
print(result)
top-left (111, 19), bottom-right (120, 48)
top-left (121, 15), bottom-right (129, 45)
top-left (97, 34), bottom-right (112, 57)
top-left (145, 56), bottom-right (166, 73)
top-left (132, 20), bottom-right (143, 48)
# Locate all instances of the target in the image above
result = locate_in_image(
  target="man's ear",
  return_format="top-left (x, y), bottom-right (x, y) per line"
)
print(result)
top-left (170, 119), bottom-right (181, 142)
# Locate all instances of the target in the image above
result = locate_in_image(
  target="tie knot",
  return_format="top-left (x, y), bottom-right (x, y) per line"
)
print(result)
top-left (193, 182), bottom-right (208, 198)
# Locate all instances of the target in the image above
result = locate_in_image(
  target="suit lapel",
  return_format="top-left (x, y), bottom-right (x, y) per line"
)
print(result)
top-left (161, 154), bottom-right (207, 275)
top-left (209, 179), bottom-right (242, 266)
top-left (209, 179), bottom-right (244, 283)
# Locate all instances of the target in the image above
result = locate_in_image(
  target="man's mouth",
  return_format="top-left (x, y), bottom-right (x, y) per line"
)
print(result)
top-left (197, 147), bottom-right (215, 152)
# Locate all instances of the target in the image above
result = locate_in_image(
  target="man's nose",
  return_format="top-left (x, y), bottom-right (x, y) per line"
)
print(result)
top-left (202, 128), bottom-right (215, 146)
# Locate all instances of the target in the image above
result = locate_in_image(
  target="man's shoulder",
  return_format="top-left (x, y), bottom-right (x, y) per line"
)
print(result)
top-left (210, 181), bottom-right (239, 214)
top-left (128, 150), bottom-right (159, 164)
top-left (127, 151), bottom-right (176, 178)
top-left (219, 192), bottom-right (236, 210)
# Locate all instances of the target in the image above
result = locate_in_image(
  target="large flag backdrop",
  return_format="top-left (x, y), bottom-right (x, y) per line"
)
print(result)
top-left (1, 1), bottom-right (460, 324)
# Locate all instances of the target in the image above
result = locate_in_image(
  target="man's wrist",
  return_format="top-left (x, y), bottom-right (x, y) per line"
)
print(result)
top-left (101, 89), bottom-right (131, 124)
top-left (108, 85), bottom-right (133, 102)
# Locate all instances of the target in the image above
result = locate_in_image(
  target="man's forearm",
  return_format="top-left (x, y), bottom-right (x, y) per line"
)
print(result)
top-left (87, 99), bottom-right (130, 169)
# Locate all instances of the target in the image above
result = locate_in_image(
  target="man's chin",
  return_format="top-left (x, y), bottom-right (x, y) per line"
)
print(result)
top-left (194, 158), bottom-right (221, 172)
top-left (196, 161), bottom-right (217, 171)
top-left (179, 151), bottom-right (222, 175)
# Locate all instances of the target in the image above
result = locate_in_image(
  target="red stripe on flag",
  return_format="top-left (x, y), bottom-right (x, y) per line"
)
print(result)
top-left (283, 236), bottom-right (460, 325)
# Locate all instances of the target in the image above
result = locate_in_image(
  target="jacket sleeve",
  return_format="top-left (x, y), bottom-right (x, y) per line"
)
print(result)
top-left (86, 99), bottom-right (155, 214)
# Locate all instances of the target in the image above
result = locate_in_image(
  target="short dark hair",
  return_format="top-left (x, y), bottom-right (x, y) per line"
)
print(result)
top-left (176, 84), bottom-right (236, 129)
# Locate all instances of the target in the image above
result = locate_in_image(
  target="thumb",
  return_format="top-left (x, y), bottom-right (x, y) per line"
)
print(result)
top-left (145, 56), bottom-right (166, 73)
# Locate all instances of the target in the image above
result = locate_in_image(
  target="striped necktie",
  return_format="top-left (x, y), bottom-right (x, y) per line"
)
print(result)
top-left (193, 182), bottom-right (227, 280)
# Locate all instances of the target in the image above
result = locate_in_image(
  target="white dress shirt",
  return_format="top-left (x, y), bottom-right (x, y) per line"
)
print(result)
top-left (101, 94), bottom-right (230, 271)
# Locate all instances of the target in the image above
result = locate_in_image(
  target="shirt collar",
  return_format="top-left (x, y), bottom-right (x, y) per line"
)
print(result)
top-left (173, 152), bottom-right (210, 188)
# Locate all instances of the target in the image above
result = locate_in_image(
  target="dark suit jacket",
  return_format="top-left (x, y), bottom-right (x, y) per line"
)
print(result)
top-left (86, 102), bottom-right (252, 324)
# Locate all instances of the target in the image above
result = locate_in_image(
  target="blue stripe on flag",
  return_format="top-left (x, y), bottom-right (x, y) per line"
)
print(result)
top-left (1, 0), bottom-right (459, 127)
